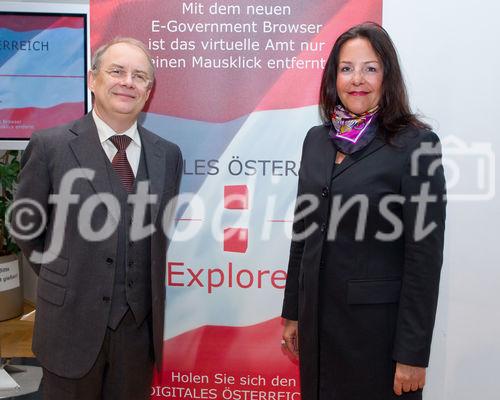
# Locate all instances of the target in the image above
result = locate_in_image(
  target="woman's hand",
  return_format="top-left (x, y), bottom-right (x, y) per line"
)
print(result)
top-left (281, 319), bottom-right (299, 358)
top-left (393, 362), bottom-right (426, 395)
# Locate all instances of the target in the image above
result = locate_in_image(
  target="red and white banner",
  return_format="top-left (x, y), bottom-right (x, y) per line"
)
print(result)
top-left (90, 1), bottom-right (382, 398)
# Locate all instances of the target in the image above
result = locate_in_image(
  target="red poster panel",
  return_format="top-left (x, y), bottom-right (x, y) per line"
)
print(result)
top-left (90, 1), bottom-right (382, 398)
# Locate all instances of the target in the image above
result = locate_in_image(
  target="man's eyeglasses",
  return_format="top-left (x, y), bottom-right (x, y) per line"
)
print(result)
top-left (103, 67), bottom-right (151, 88)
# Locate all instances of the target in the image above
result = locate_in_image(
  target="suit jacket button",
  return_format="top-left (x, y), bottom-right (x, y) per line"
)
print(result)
top-left (102, 296), bottom-right (110, 302)
top-left (321, 187), bottom-right (329, 198)
top-left (128, 281), bottom-right (134, 288)
top-left (320, 223), bottom-right (327, 233)
top-left (106, 257), bottom-right (113, 264)
top-left (128, 261), bottom-right (134, 268)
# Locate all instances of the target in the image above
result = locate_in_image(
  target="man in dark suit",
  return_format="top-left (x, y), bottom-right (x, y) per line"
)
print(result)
top-left (11, 37), bottom-right (182, 399)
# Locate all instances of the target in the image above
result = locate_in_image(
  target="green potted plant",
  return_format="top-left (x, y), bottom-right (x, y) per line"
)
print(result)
top-left (0, 150), bottom-right (23, 321)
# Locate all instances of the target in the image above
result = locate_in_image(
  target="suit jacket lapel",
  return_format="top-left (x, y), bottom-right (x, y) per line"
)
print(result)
top-left (68, 113), bottom-right (120, 221)
top-left (139, 126), bottom-right (166, 224)
top-left (331, 134), bottom-right (386, 180)
top-left (316, 126), bottom-right (337, 185)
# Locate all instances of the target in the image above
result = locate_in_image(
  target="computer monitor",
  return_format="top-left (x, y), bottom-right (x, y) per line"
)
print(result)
top-left (0, 11), bottom-right (88, 148)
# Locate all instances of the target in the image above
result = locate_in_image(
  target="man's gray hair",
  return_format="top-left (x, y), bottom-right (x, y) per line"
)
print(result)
top-left (91, 37), bottom-right (155, 85)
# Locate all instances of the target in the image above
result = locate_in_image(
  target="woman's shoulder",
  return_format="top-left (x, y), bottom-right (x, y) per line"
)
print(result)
top-left (393, 125), bottom-right (440, 145)
top-left (390, 125), bottom-right (442, 157)
top-left (303, 123), bottom-right (330, 144)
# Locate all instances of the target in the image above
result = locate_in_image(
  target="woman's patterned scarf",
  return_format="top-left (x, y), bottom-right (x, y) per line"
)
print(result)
top-left (329, 104), bottom-right (379, 155)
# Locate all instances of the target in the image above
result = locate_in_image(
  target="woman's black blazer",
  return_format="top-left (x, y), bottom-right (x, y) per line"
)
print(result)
top-left (282, 124), bottom-right (446, 400)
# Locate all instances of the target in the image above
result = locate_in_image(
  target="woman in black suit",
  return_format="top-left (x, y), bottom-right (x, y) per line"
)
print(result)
top-left (281, 22), bottom-right (446, 400)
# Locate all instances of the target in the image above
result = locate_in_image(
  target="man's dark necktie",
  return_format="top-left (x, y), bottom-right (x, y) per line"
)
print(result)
top-left (110, 135), bottom-right (135, 193)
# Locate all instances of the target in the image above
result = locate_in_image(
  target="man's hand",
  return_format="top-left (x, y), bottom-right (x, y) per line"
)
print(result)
top-left (281, 319), bottom-right (299, 358)
top-left (393, 362), bottom-right (426, 396)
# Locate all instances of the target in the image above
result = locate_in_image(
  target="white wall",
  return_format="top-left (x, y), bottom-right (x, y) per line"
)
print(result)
top-left (384, 1), bottom-right (500, 399)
